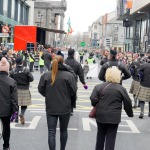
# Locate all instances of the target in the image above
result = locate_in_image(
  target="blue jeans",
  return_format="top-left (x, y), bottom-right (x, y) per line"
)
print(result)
top-left (46, 113), bottom-right (70, 150)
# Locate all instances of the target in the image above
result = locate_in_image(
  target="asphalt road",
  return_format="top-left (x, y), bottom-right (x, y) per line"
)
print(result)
top-left (1, 63), bottom-right (150, 150)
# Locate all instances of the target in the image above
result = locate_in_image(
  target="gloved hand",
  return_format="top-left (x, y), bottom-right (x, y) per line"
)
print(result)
top-left (10, 112), bottom-right (18, 122)
top-left (83, 84), bottom-right (88, 89)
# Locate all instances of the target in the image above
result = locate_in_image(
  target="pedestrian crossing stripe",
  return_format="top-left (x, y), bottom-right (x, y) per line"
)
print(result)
top-left (29, 80), bottom-right (149, 112)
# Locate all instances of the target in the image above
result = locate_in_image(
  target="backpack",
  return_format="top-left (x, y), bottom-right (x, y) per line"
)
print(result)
top-left (106, 61), bottom-right (121, 69)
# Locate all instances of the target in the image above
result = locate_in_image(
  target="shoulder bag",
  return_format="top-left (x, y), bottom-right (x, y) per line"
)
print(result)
top-left (89, 83), bottom-right (112, 118)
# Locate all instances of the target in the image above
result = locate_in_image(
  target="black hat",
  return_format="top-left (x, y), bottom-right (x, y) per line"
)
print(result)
top-left (15, 57), bottom-right (23, 65)
top-left (68, 48), bottom-right (75, 56)
top-left (110, 49), bottom-right (117, 56)
top-left (57, 50), bottom-right (64, 58)
top-left (2, 50), bottom-right (8, 56)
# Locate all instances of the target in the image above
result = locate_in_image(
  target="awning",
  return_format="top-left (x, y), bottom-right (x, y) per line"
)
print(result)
top-left (38, 27), bottom-right (66, 34)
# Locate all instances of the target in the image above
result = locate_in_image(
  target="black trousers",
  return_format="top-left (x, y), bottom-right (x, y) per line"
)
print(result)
top-left (1, 116), bottom-right (11, 149)
top-left (30, 62), bottom-right (34, 72)
top-left (96, 122), bottom-right (118, 150)
top-left (46, 113), bottom-right (70, 150)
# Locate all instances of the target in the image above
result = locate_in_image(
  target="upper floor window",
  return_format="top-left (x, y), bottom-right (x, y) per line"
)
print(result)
top-left (94, 25), bottom-right (97, 29)
top-left (37, 11), bottom-right (42, 18)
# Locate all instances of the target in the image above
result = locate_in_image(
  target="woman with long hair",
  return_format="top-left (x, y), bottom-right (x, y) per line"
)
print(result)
top-left (90, 67), bottom-right (133, 150)
top-left (38, 55), bottom-right (77, 150)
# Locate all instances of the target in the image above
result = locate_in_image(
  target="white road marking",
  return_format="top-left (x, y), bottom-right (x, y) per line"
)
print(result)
top-left (11, 116), bottom-right (41, 130)
top-left (82, 118), bottom-right (140, 133)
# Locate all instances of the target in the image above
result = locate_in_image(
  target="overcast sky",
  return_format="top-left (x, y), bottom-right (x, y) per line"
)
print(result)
top-left (64, 0), bottom-right (117, 33)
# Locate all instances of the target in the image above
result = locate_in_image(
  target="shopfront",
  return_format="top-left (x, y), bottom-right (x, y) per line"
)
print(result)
top-left (0, 0), bottom-right (29, 45)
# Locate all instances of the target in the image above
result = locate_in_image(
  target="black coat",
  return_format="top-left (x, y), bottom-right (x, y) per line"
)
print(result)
top-left (0, 71), bottom-right (18, 117)
top-left (129, 60), bottom-right (140, 81)
top-left (100, 57), bottom-right (108, 66)
top-left (41, 50), bottom-right (52, 65)
top-left (38, 64), bottom-right (77, 115)
top-left (10, 66), bottom-right (34, 89)
top-left (139, 62), bottom-right (150, 88)
top-left (90, 82), bottom-right (133, 124)
top-left (65, 56), bottom-right (85, 84)
top-left (98, 59), bottom-right (131, 82)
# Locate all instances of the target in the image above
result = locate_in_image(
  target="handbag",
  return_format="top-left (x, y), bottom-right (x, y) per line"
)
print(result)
top-left (0, 118), bottom-right (3, 140)
top-left (89, 83), bottom-right (112, 118)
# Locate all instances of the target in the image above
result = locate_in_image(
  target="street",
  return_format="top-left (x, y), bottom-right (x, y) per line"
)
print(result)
top-left (1, 70), bottom-right (150, 150)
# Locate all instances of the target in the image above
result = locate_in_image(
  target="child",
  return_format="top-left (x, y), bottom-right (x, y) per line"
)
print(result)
top-left (83, 60), bottom-right (89, 80)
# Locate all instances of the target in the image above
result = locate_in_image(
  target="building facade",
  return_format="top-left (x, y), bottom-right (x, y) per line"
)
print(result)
top-left (34, 0), bottom-right (67, 46)
top-left (89, 19), bottom-right (101, 48)
top-left (117, 0), bottom-right (150, 53)
top-left (0, 0), bottom-right (30, 44)
top-left (100, 11), bottom-right (124, 51)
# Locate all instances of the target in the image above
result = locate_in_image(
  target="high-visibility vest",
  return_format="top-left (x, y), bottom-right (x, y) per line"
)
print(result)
top-left (87, 58), bottom-right (94, 64)
top-left (39, 57), bottom-right (44, 66)
top-left (29, 54), bottom-right (34, 62)
top-left (79, 52), bottom-right (84, 56)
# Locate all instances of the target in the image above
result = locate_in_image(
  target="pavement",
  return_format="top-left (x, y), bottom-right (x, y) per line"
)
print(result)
top-left (1, 62), bottom-right (150, 150)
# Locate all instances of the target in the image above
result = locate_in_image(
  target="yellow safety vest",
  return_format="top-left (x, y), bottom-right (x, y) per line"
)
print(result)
top-left (87, 58), bottom-right (94, 64)
top-left (39, 57), bottom-right (44, 66)
top-left (29, 55), bottom-right (34, 62)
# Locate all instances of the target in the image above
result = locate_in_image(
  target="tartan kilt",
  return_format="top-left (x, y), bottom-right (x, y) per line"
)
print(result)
top-left (18, 89), bottom-right (32, 106)
top-left (137, 85), bottom-right (150, 102)
top-left (129, 80), bottom-right (140, 95)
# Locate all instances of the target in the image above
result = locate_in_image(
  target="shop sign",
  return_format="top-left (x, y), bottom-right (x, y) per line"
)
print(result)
top-left (0, 33), bottom-right (9, 37)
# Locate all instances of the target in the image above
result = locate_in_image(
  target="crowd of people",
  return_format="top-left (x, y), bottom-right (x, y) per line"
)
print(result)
top-left (0, 45), bottom-right (150, 150)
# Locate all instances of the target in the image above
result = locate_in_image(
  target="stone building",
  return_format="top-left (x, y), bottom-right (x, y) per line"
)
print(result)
top-left (34, 0), bottom-right (67, 46)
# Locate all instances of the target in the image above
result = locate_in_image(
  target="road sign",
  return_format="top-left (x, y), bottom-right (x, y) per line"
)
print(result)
top-left (2, 26), bottom-right (10, 33)
top-left (80, 42), bottom-right (85, 47)
top-left (0, 33), bottom-right (9, 37)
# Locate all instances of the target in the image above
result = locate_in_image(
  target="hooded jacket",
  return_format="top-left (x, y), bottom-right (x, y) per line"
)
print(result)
top-left (0, 71), bottom-right (18, 117)
top-left (90, 82), bottom-right (133, 124)
top-left (38, 63), bottom-right (77, 115)
top-left (98, 58), bottom-right (131, 82)
top-left (65, 56), bottom-right (85, 84)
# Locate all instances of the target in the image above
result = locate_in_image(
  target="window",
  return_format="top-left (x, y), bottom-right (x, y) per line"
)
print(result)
top-left (114, 37), bottom-right (118, 42)
top-left (3, 0), bottom-right (8, 16)
top-left (38, 11), bottom-right (42, 18)
top-left (114, 26), bottom-right (119, 31)
top-left (94, 33), bottom-right (97, 39)
top-left (94, 25), bottom-right (97, 29)
top-left (36, 23), bottom-right (40, 27)
top-left (11, 0), bottom-right (15, 19)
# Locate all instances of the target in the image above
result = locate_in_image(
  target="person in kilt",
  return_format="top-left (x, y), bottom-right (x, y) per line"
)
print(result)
top-left (129, 55), bottom-right (141, 108)
top-left (137, 56), bottom-right (150, 119)
top-left (10, 56), bottom-right (34, 124)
